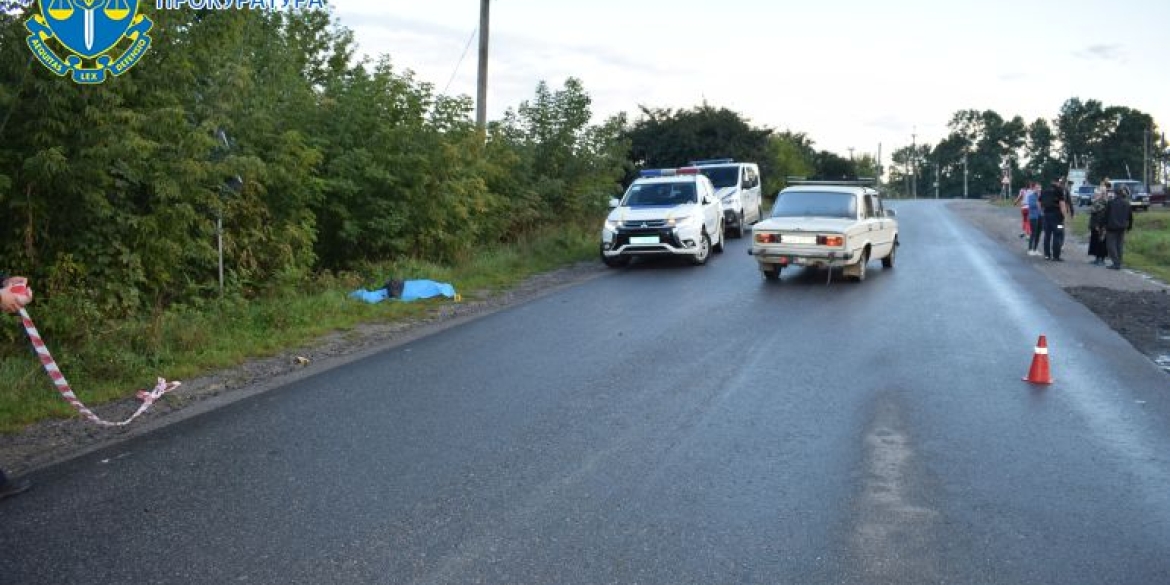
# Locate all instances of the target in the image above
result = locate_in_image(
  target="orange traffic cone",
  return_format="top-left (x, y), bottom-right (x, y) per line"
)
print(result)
top-left (1022, 335), bottom-right (1053, 384)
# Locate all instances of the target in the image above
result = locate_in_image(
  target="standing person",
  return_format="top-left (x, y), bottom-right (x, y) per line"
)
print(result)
top-left (1026, 181), bottom-right (1044, 256)
top-left (1060, 178), bottom-right (1075, 220)
top-left (1039, 177), bottom-right (1070, 261)
top-left (1087, 181), bottom-right (1109, 265)
top-left (1013, 182), bottom-right (1033, 239)
top-left (1104, 185), bottom-right (1134, 270)
top-left (0, 273), bottom-right (33, 500)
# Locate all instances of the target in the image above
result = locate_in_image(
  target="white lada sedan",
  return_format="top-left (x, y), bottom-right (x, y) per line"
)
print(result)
top-left (748, 181), bottom-right (898, 282)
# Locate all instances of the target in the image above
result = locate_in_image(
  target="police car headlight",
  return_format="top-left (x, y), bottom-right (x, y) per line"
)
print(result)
top-left (668, 215), bottom-right (698, 228)
top-left (604, 219), bottom-right (620, 232)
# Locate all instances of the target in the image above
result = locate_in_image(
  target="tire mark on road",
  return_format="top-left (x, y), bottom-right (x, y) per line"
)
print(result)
top-left (852, 395), bottom-right (941, 584)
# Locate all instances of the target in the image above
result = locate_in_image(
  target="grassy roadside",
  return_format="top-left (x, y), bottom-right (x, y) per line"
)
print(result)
top-left (992, 199), bottom-right (1170, 283)
top-left (1066, 205), bottom-right (1170, 283)
top-left (0, 225), bottom-right (599, 433)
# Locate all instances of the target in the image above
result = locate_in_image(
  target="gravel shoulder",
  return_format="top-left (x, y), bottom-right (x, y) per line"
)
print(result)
top-left (3, 202), bottom-right (1168, 476)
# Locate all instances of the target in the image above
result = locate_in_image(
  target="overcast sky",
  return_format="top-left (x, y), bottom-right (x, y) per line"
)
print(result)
top-left (331, 0), bottom-right (1169, 165)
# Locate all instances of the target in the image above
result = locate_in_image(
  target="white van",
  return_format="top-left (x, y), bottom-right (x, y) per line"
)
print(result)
top-left (690, 159), bottom-right (763, 238)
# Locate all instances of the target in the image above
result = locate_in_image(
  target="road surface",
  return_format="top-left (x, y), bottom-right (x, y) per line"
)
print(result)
top-left (2, 200), bottom-right (1169, 584)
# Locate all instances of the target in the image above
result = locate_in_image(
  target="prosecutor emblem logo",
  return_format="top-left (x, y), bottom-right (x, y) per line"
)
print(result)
top-left (25, 0), bottom-right (154, 84)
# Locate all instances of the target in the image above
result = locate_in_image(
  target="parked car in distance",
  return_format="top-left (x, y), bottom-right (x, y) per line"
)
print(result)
top-left (1111, 179), bottom-right (1150, 211)
top-left (1075, 184), bottom-right (1096, 207)
top-left (1150, 184), bottom-right (1166, 207)
top-left (600, 167), bottom-right (724, 267)
top-left (748, 180), bottom-right (898, 282)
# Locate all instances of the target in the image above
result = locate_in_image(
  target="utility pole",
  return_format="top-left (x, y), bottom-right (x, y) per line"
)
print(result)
top-left (1144, 124), bottom-right (1150, 187)
top-left (934, 163), bottom-right (940, 199)
top-left (476, 0), bottom-right (490, 130)
top-left (963, 153), bottom-right (968, 199)
top-left (911, 131), bottom-right (917, 199)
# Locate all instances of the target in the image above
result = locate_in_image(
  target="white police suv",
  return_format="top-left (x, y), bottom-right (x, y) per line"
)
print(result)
top-left (600, 167), bottom-right (724, 267)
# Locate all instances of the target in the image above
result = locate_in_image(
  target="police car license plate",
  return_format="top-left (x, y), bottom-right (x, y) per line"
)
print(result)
top-left (630, 236), bottom-right (659, 244)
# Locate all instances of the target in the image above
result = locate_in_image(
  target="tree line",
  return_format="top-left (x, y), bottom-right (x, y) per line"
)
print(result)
top-left (889, 100), bottom-right (1164, 198)
top-left (0, 6), bottom-right (628, 318)
top-left (1, 4), bottom-right (1163, 322)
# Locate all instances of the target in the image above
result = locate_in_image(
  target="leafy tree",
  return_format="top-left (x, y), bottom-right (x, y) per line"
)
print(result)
top-left (1055, 98), bottom-right (1108, 167)
top-left (764, 131), bottom-right (815, 195)
top-left (1094, 106), bottom-right (1155, 182)
top-left (625, 104), bottom-right (771, 170)
top-left (1023, 118), bottom-right (1061, 182)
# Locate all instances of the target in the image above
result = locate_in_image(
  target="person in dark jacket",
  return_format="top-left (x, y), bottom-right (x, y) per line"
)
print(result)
top-left (1104, 186), bottom-right (1135, 270)
top-left (1087, 184), bottom-right (1109, 265)
top-left (0, 273), bottom-right (33, 500)
top-left (1038, 178), bottom-right (1070, 261)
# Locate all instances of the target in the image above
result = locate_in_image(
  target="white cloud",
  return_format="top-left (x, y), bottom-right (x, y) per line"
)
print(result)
top-left (331, 0), bottom-right (1170, 165)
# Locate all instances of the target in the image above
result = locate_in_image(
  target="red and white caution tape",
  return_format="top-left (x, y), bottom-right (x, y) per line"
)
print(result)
top-left (18, 308), bottom-right (181, 427)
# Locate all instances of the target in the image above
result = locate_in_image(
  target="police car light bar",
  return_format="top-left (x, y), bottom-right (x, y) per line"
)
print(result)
top-left (639, 167), bottom-right (702, 177)
top-left (689, 158), bottom-right (735, 166)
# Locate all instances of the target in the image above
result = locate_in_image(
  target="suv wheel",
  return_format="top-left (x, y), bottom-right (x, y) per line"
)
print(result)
top-left (690, 232), bottom-right (711, 266)
top-left (728, 212), bottom-right (745, 239)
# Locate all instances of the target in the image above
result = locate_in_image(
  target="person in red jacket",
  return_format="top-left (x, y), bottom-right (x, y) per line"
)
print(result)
top-left (0, 273), bottom-right (33, 500)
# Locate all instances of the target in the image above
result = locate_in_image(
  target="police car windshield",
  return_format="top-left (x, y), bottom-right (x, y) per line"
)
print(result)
top-left (623, 182), bottom-right (696, 206)
top-left (697, 166), bottom-right (738, 188)
top-left (770, 191), bottom-right (857, 219)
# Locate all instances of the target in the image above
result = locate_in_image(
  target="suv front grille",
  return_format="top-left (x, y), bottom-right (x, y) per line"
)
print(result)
top-left (622, 219), bottom-right (667, 228)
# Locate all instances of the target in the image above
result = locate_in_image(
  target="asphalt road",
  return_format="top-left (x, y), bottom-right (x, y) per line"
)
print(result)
top-left (3, 201), bottom-right (1170, 584)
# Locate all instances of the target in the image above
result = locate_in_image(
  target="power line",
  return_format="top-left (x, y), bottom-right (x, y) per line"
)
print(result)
top-left (442, 25), bottom-right (478, 96)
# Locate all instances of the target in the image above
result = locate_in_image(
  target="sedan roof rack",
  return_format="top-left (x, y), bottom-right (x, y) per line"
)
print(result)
top-left (786, 176), bottom-right (878, 187)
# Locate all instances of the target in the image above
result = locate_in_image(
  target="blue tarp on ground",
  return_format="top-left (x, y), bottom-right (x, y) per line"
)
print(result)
top-left (349, 279), bottom-right (458, 303)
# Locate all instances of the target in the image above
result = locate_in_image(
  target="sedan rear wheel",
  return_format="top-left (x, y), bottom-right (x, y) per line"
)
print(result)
top-left (881, 240), bottom-right (896, 268)
top-left (849, 250), bottom-right (869, 282)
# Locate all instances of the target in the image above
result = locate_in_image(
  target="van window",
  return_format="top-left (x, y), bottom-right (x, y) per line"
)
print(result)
top-left (697, 166), bottom-right (740, 189)
top-left (744, 167), bottom-right (759, 188)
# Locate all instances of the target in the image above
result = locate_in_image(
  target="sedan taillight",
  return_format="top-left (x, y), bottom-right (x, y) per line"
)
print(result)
top-left (818, 235), bottom-right (845, 247)
top-left (755, 233), bottom-right (780, 244)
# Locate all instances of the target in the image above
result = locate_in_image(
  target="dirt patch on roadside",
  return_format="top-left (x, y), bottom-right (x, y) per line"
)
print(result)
top-left (949, 199), bottom-right (1170, 374)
